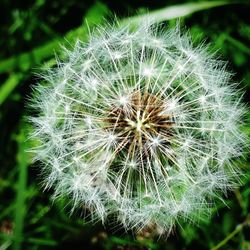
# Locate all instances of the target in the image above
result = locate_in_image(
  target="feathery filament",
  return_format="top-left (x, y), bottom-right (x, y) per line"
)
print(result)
top-left (29, 22), bottom-right (246, 234)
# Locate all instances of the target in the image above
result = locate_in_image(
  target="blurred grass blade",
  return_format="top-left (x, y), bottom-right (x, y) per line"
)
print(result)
top-left (0, 241), bottom-right (12, 250)
top-left (225, 34), bottom-right (250, 55)
top-left (126, 1), bottom-right (231, 24)
top-left (27, 238), bottom-right (57, 246)
top-left (0, 73), bottom-right (23, 106)
top-left (13, 128), bottom-right (29, 250)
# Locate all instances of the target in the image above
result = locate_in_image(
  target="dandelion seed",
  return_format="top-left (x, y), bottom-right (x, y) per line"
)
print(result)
top-left (29, 21), bottom-right (247, 235)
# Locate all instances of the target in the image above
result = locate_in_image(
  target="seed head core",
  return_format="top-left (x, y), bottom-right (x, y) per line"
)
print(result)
top-left (107, 91), bottom-right (174, 155)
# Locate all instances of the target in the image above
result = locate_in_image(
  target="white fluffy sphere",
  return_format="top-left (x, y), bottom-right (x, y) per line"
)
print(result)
top-left (30, 22), bottom-right (246, 234)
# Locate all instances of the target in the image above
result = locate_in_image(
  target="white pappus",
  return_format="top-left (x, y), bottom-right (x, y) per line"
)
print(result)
top-left (29, 21), bottom-right (247, 235)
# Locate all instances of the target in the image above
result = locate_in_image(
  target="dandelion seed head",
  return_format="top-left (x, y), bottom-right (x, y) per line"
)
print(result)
top-left (29, 21), bottom-right (247, 235)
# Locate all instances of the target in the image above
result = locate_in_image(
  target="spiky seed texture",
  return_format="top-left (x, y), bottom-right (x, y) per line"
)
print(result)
top-left (29, 21), bottom-right (246, 234)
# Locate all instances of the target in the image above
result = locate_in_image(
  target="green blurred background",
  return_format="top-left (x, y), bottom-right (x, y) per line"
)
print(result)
top-left (0, 1), bottom-right (250, 249)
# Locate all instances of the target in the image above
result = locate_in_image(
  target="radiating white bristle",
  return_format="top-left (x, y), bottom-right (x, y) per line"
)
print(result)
top-left (29, 21), bottom-right (246, 235)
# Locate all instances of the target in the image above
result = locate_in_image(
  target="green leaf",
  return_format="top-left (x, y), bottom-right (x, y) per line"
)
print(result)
top-left (12, 127), bottom-right (29, 250)
top-left (0, 73), bottom-right (23, 106)
top-left (124, 1), bottom-right (232, 24)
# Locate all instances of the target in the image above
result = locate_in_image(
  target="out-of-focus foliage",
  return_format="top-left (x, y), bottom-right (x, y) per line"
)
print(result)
top-left (0, 1), bottom-right (249, 250)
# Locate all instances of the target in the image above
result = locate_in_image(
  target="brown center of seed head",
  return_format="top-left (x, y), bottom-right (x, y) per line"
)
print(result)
top-left (106, 91), bottom-right (174, 155)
